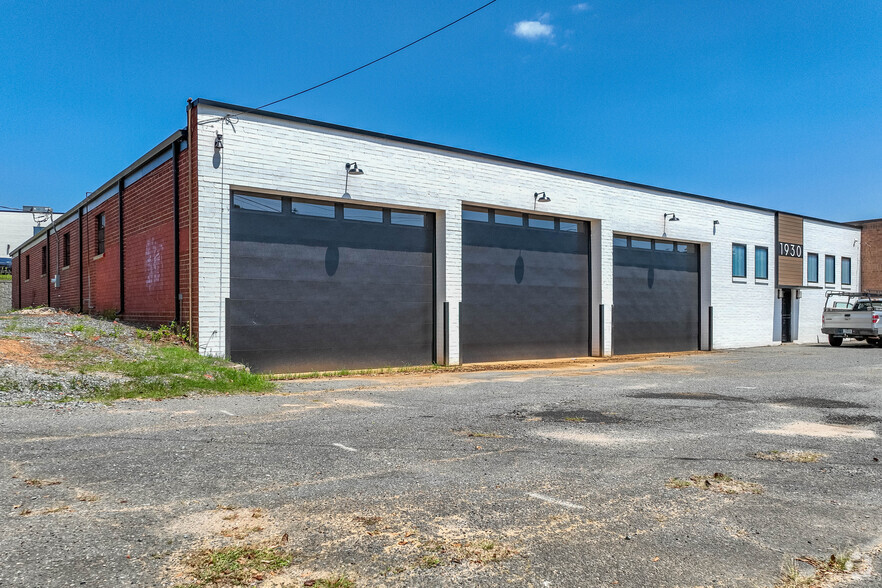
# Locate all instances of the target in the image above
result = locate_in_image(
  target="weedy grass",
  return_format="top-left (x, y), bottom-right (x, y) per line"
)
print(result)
top-left (665, 472), bottom-right (764, 495)
top-left (753, 450), bottom-right (826, 463)
top-left (309, 575), bottom-right (356, 588)
top-left (44, 344), bottom-right (105, 366)
top-left (79, 345), bottom-right (273, 402)
top-left (0, 274), bottom-right (12, 281)
top-left (178, 544), bottom-right (291, 587)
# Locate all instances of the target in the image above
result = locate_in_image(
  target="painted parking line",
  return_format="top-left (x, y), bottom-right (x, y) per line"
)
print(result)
top-left (526, 492), bottom-right (585, 510)
top-left (219, 410), bottom-right (236, 416)
top-left (333, 443), bottom-right (357, 452)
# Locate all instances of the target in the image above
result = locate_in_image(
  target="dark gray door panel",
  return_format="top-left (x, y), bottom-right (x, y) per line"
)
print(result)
top-left (229, 200), bottom-right (434, 373)
top-left (461, 217), bottom-right (590, 363)
top-left (612, 242), bottom-right (699, 354)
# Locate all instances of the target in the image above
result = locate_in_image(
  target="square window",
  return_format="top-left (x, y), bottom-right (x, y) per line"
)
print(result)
top-left (631, 238), bottom-right (652, 250)
top-left (807, 253), bottom-right (818, 283)
top-left (613, 235), bottom-right (629, 247)
top-left (559, 220), bottom-right (581, 232)
top-left (755, 246), bottom-right (768, 280)
top-left (825, 255), bottom-right (835, 284)
top-left (732, 244), bottom-right (746, 278)
top-left (654, 241), bottom-right (674, 252)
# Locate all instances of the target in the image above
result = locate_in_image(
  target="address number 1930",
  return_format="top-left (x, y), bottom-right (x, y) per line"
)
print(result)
top-left (778, 242), bottom-right (803, 258)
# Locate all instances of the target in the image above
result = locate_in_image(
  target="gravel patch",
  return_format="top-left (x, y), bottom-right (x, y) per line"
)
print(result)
top-left (0, 308), bottom-right (157, 407)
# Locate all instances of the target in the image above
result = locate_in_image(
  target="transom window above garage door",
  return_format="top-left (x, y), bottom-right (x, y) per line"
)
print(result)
top-left (232, 192), bottom-right (428, 227)
top-left (463, 206), bottom-right (585, 232)
top-left (613, 234), bottom-right (696, 253)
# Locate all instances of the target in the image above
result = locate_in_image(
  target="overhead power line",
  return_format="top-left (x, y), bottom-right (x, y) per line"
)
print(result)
top-left (200, 0), bottom-right (498, 124)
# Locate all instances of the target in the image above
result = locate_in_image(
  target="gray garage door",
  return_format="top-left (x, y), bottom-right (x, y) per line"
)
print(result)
top-left (612, 235), bottom-right (699, 354)
top-left (461, 207), bottom-right (591, 363)
top-left (228, 193), bottom-right (434, 373)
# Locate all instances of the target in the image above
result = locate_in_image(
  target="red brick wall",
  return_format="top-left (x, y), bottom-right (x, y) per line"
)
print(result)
top-left (81, 196), bottom-right (121, 314)
top-left (17, 235), bottom-right (50, 308)
top-left (47, 221), bottom-right (81, 311)
top-left (122, 157), bottom-right (176, 324)
top-left (11, 130), bottom-right (196, 339)
top-left (860, 220), bottom-right (882, 291)
top-left (12, 255), bottom-right (19, 308)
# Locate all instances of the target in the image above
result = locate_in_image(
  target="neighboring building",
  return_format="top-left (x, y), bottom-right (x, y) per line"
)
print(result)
top-left (11, 99), bottom-right (864, 372)
top-left (1, 209), bottom-right (61, 274)
top-left (848, 218), bottom-right (882, 291)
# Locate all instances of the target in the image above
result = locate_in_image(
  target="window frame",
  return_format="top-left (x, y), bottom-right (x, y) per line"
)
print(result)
top-left (754, 246), bottom-right (768, 280)
top-left (841, 257), bottom-right (852, 286)
top-left (732, 243), bottom-right (747, 279)
top-left (62, 233), bottom-right (71, 268)
top-left (825, 255), bottom-right (835, 285)
top-left (41, 245), bottom-right (47, 276)
top-left (25, 255), bottom-right (30, 280)
top-left (96, 213), bottom-right (106, 256)
top-left (807, 252), bottom-right (818, 283)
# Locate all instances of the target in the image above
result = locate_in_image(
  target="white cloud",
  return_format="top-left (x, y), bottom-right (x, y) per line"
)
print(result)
top-left (572, 3), bottom-right (591, 12)
top-left (513, 20), bottom-right (554, 40)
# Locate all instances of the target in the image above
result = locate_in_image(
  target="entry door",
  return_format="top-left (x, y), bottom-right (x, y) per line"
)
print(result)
top-left (612, 235), bottom-right (700, 354)
top-left (228, 193), bottom-right (435, 373)
top-left (781, 289), bottom-right (792, 343)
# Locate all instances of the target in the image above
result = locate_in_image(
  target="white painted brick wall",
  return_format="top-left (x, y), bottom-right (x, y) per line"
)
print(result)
top-left (195, 105), bottom-right (861, 360)
top-left (796, 220), bottom-right (862, 344)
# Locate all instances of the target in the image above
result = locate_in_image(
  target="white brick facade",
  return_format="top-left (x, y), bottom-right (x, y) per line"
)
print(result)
top-left (194, 102), bottom-right (861, 361)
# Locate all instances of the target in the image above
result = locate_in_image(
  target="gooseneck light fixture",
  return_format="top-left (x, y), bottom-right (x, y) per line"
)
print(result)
top-left (342, 162), bottom-right (364, 198)
top-left (533, 191), bottom-right (550, 209)
top-left (663, 212), bottom-right (679, 237)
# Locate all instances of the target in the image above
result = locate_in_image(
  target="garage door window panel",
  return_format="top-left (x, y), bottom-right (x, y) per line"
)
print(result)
top-left (233, 193), bottom-right (283, 213)
top-left (292, 199), bottom-right (335, 218)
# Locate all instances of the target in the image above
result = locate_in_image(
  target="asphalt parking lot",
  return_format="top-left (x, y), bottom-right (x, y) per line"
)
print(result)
top-left (1, 343), bottom-right (881, 587)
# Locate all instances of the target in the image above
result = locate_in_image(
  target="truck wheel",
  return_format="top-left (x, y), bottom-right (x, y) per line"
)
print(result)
top-left (828, 335), bottom-right (843, 347)
top-left (874, 338), bottom-right (882, 348)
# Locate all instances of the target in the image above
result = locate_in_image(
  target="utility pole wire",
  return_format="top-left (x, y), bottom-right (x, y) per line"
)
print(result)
top-left (199, 0), bottom-right (499, 124)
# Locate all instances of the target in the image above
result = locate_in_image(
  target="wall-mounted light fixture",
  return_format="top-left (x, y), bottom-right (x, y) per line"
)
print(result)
top-left (533, 191), bottom-right (550, 209)
top-left (342, 162), bottom-right (364, 198)
top-left (662, 212), bottom-right (679, 237)
top-left (214, 133), bottom-right (223, 151)
top-left (713, 219), bottom-right (720, 235)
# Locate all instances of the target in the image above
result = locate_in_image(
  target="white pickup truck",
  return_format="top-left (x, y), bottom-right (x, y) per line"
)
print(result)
top-left (821, 291), bottom-right (882, 347)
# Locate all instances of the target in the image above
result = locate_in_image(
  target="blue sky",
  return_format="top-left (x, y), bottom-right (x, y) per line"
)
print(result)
top-left (1, 1), bottom-right (880, 222)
